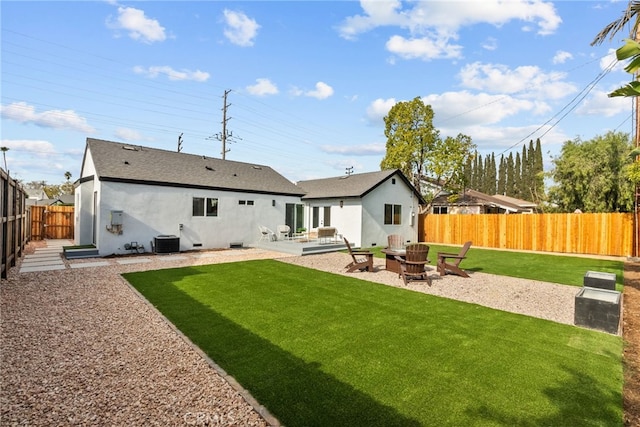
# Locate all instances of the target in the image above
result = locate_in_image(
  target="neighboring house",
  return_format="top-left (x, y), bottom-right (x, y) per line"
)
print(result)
top-left (431, 189), bottom-right (537, 214)
top-left (75, 138), bottom-right (305, 256)
top-left (25, 188), bottom-right (51, 207)
top-left (297, 170), bottom-right (426, 248)
top-left (49, 194), bottom-right (75, 206)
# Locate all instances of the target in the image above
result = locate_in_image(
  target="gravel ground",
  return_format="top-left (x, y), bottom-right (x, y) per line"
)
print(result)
top-left (1, 243), bottom-right (586, 426)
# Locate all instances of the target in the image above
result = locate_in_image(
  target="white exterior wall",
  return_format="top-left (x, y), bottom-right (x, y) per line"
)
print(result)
top-left (90, 181), bottom-right (299, 256)
top-left (75, 178), bottom-right (96, 246)
top-left (303, 199), bottom-right (363, 246)
top-left (360, 178), bottom-right (420, 248)
top-left (75, 151), bottom-right (98, 246)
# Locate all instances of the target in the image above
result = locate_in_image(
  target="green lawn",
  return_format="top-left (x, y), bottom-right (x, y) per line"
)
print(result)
top-left (124, 259), bottom-right (623, 427)
top-left (367, 244), bottom-right (624, 290)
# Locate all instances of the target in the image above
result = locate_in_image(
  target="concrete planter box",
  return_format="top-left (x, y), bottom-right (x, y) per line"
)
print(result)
top-left (574, 287), bottom-right (621, 334)
top-left (583, 271), bottom-right (616, 290)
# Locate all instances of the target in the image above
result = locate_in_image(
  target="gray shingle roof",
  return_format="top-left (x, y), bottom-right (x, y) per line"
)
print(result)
top-left (297, 169), bottom-right (425, 203)
top-left (84, 138), bottom-right (304, 196)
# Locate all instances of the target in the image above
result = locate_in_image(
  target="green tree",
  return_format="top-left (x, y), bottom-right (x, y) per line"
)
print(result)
top-left (506, 153), bottom-right (515, 197)
top-left (532, 139), bottom-right (545, 203)
top-left (487, 153), bottom-right (497, 194)
top-left (380, 97), bottom-right (476, 209)
top-left (381, 97), bottom-right (438, 194)
top-left (497, 155), bottom-right (506, 195)
top-left (61, 171), bottom-right (74, 195)
top-left (514, 153), bottom-right (522, 198)
top-left (548, 131), bottom-right (634, 212)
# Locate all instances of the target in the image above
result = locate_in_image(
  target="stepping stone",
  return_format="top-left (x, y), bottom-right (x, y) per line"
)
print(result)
top-left (70, 261), bottom-right (111, 269)
top-left (116, 258), bottom-right (152, 265)
top-left (156, 255), bottom-right (188, 262)
top-left (20, 259), bottom-right (65, 267)
top-left (20, 265), bottom-right (67, 273)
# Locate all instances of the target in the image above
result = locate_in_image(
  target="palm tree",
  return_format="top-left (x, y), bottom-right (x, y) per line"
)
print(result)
top-left (592, 1), bottom-right (640, 46)
top-left (1, 146), bottom-right (8, 171)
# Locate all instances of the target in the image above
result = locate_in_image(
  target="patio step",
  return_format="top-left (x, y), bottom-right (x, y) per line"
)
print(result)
top-left (63, 248), bottom-right (100, 259)
top-left (253, 240), bottom-right (346, 256)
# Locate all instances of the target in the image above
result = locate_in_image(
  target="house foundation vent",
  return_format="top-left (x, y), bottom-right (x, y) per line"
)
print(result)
top-left (154, 235), bottom-right (180, 253)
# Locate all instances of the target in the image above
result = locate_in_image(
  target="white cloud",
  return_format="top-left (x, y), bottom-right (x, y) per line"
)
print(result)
top-left (552, 50), bottom-right (573, 64)
top-left (292, 82), bottom-right (334, 100)
top-left (386, 35), bottom-right (463, 61)
top-left (320, 142), bottom-right (386, 156)
top-left (246, 78), bottom-right (279, 96)
top-left (107, 6), bottom-right (166, 44)
top-left (0, 102), bottom-right (95, 133)
top-left (423, 91), bottom-right (541, 127)
top-left (575, 87), bottom-right (632, 118)
top-left (114, 128), bottom-right (148, 142)
top-left (459, 62), bottom-right (577, 100)
top-left (482, 37), bottom-right (498, 51)
top-left (0, 139), bottom-right (56, 158)
top-left (306, 82), bottom-right (334, 99)
top-left (338, 0), bottom-right (561, 61)
top-left (223, 10), bottom-right (260, 47)
top-left (601, 48), bottom-right (625, 73)
top-left (365, 98), bottom-right (397, 125)
top-left (133, 65), bottom-right (210, 82)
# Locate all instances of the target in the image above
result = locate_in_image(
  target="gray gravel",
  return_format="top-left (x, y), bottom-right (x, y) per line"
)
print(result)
top-left (1, 244), bottom-right (583, 426)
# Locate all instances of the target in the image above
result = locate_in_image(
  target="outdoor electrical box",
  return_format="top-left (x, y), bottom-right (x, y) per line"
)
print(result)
top-left (110, 210), bottom-right (123, 226)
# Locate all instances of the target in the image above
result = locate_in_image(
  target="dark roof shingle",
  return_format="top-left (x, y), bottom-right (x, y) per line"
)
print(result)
top-left (84, 138), bottom-right (304, 196)
top-left (297, 169), bottom-right (424, 203)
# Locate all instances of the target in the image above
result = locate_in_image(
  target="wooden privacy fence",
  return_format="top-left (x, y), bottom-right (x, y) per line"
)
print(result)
top-left (1, 169), bottom-right (29, 279)
top-left (422, 212), bottom-right (634, 258)
top-left (30, 205), bottom-right (74, 240)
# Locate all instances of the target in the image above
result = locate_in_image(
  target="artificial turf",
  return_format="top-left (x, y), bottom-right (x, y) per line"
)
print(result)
top-left (368, 244), bottom-right (624, 290)
top-left (124, 259), bottom-right (622, 426)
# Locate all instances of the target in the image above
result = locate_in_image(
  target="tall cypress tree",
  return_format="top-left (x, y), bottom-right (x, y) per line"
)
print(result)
top-left (487, 153), bottom-right (497, 194)
top-left (497, 155), bottom-right (506, 195)
top-left (521, 144), bottom-right (529, 197)
top-left (506, 153), bottom-right (515, 197)
top-left (533, 138), bottom-right (544, 201)
top-left (514, 152), bottom-right (522, 198)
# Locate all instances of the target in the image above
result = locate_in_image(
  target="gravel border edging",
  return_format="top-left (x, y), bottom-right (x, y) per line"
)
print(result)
top-left (120, 274), bottom-right (282, 427)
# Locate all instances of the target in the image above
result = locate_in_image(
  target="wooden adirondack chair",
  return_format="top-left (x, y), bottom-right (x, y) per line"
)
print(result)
top-left (395, 243), bottom-right (431, 285)
top-left (437, 241), bottom-right (472, 278)
top-left (387, 234), bottom-right (404, 251)
top-left (344, 237), bottom-right (374, 272)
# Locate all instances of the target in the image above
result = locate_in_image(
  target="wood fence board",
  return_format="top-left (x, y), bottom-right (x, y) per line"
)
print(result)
top-left (29, 205), bottom-right (74, 240)
top-left (422, 212), bottom-right (633, 257)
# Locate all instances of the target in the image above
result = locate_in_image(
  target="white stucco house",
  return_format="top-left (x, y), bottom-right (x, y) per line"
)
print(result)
top-left (297, 170), bottom-right (425, 248)
top-left (74, 138), bottom-right (425, 256)
top-left (75, 138), bottom-right (305, 255)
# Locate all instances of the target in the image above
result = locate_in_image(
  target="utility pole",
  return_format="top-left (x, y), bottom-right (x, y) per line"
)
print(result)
top-left (207, 90), bottom-right (241, 160)
top-left (635, 28), bottom-right (640, 257)
top-left (345, 166), bottom-right (354, 176)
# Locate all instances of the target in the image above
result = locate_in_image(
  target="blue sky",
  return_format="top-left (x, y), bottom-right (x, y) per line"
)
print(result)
top-left (0, 0), bottom-right (635, 186)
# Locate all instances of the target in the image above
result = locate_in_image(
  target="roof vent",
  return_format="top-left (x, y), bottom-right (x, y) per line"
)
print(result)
top-left (252, 166), bottom-right (262, 170)
top-left (124, 161), bottom-right (130, 165)
top-left (122, 145), bottom-right (138, 151)
top-left (205, 166), bottom-right (214, 171)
